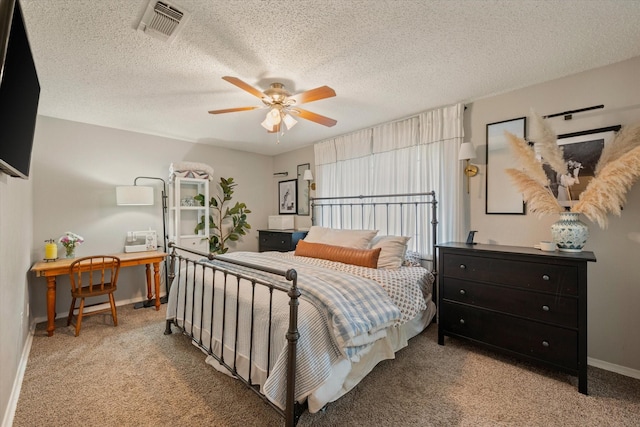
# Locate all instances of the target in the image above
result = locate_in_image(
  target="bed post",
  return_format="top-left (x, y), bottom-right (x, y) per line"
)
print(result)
top-left (164, 242), bottom-right (178, 335)
top-left (431, 192), bottom-right (438, 277)
top-left (285, 268), bottom-right (300, 427)
top-left (310, 198), bottom-right (316, 226)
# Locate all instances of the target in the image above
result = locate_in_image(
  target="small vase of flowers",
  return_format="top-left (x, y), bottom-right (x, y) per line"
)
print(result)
top-left (59, 231), bottom-right (84, 258)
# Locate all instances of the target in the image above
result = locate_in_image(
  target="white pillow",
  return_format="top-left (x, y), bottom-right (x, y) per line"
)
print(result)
top-left (303, 226), bottom-right (332, 242)
top-left (369, 235), bottom-right (411, 269)
top-left (304, 226), bottom-right (378, 249)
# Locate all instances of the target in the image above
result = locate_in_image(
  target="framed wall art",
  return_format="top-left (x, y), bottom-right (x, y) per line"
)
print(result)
top-left (544, 125), bottom-right (620, 209)
top-left (486, 117), bottom-right (527, 214)
top-left (278, 179), bottom-right (298, 215)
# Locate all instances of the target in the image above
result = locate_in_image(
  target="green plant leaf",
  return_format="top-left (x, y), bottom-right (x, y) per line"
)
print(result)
top-left (194, 176), bottom-right (252, 254)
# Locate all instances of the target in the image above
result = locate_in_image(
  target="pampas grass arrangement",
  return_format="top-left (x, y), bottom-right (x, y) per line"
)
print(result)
top-left (504, 111), bottom-right (640, 228)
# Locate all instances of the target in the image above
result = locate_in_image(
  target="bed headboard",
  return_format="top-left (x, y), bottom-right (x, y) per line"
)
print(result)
top-left (310, 192), bottom-right (438, 273)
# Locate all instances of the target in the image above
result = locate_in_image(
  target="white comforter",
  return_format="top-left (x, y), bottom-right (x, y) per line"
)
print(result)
top-left (166, 251), bottom-right (434, 412)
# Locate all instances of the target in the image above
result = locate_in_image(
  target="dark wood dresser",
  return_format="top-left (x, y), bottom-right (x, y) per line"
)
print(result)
top-left (437, 242), bottom-right (596, 394)
top-left (258, 229), bottom-right (308, 252)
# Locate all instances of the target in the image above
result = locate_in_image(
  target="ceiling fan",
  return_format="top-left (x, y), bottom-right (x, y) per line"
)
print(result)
top-left (208, 76), bottom-right (337, 133)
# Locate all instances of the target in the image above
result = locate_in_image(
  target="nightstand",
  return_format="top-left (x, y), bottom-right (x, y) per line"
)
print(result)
top-left (258, 229), bottom-right (308, 252)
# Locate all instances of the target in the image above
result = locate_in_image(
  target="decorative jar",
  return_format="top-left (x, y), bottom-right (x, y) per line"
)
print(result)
top-left (551, 212), bottom-right (589, 252)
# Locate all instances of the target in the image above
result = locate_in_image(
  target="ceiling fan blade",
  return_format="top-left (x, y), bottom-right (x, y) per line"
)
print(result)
top-left (290, 108), bottom-right (337, 127)
top-left (208, 106), bottom-right (261, 114)
top-left (289, 86), bottom-right (336, 105)
top-left (222, 76), bottom-right (265, 99)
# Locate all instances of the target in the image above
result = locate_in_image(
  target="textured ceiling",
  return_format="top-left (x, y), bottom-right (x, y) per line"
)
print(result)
top-left (20, 0), bottom-right (640, 156)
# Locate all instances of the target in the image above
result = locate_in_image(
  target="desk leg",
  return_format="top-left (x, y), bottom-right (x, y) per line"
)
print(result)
top-left (145, 264), bottom-right (152, 301)
top-left (153, 262), bottom-right (161, 311)
top-left (46, 276), bottom-right (57, 337)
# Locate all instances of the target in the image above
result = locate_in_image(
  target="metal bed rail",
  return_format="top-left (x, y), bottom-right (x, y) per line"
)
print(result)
top-left (164, 242), bottom-right (304, 426)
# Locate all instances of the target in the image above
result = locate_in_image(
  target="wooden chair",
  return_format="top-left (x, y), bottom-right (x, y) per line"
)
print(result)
top-left (67, 256), bottom-right (121, 336)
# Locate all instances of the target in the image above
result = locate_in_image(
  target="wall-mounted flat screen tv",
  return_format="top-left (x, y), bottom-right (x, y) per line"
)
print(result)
top-left (0, 0), bottom-right (40, 179)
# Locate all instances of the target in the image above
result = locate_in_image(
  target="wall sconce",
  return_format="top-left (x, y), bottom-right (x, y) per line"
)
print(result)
top-left (458, 142), bottom-right (478, 193)
top-left (303, 169), bottom-right (315, 190)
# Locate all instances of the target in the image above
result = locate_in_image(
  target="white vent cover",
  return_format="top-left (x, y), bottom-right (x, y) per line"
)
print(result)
top-left (138, 1), bottom-right (190, 43)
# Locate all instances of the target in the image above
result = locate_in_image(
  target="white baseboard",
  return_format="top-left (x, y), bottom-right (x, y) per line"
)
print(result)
top-left (588, 357), bottom-right (640, 380)
top-left (2, 322), bottom-right (36, 427)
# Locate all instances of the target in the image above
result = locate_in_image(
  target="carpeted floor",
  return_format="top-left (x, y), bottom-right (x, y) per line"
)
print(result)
top-left (13, 303), bottom-right (640, 426)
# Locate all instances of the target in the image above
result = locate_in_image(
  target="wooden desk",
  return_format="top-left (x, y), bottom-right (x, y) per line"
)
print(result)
top-left (31, 251), bottom-right (168, 336)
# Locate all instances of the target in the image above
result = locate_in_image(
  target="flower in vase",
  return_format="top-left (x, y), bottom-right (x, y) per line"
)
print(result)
top-left (59, 231), bottom-right (84, 256)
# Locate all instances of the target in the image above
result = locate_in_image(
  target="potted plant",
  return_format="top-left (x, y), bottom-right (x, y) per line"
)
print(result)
top-left (194, 177), bottom-right (251, 254)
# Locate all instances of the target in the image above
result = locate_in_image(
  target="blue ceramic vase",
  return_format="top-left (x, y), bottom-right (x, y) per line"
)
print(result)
top-left (551, 212), bottom-right (589, 252)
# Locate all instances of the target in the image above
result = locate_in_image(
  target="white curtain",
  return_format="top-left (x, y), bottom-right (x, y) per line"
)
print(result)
top-left (314, 103), bottom-right (465, 256)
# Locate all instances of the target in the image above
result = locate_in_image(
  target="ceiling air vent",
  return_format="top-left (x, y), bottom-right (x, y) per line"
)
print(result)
top-left (137, 1), bottom-right (190, 43)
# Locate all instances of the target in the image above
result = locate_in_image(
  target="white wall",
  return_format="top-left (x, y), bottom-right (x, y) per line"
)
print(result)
top-left (28, 116), bottom-right (274, 321)
top-left (0, 172), bottom-right (33, 426)
top-left (465, 56), bottom-right (640, 374)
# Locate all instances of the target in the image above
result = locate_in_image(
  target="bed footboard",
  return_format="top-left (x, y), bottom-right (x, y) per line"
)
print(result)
top-left (164, 242), bottom-right (304, 426)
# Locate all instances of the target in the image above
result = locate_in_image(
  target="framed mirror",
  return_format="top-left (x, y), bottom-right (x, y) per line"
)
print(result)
top-left (297, 163), bottom-right (310, 215)
top-left (486, 117), bottom-right (527, 214)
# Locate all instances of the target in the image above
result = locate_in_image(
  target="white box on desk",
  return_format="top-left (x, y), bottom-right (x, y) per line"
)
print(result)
top-left (268, 215), bottom-right (294, 230)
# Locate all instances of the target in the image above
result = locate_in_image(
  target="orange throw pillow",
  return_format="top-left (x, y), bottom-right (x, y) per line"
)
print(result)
top-left (295, 240), bottom-right (381, 268)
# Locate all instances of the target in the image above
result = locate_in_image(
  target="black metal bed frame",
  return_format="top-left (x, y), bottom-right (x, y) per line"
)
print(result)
top-left (164, 192), bottom-right (438, 426)
top-left (164, 245), bottom-right (305, 426)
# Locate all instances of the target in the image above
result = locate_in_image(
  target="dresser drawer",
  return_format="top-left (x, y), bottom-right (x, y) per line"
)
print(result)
top-left (440, 301), bottom-right (577, 370)
top-left (260, 231), bottom-right (291, 251)
top-left (442, 278), bottom-right (578, 328)
top-left (442, 253), bottom-right (578, 296)
top-left (258, 230), bottom-right (307, 252)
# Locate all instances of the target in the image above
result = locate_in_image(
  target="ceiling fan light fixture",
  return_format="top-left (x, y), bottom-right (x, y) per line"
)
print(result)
top-left (211, 76), bottom-right (338, 136)
top-left (282, 113), bottom-right (297, 130)
top-left (260, 117), bottom-right (273, 131)
top-left (269, 107), bottom-right (282, 125)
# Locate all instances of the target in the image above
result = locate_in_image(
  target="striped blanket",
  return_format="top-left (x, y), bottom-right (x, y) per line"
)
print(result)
top-left (218, 251), bottom-right (407, 359)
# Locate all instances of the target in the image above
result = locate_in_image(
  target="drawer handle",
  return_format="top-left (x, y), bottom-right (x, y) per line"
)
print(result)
top-left (542, 274), bottom-right (550, 281)
top-left (281, 240), bottom-right (285, 244)
top-left (542, 340), bottom-right (550, 348)
top-left (459, 264), bottom-right (466, 270)
top-left (459, 318), bottom-right (465, 325)
top-left (542, 305), bottom-right (550, 312)
top-left (459, 289), bottom-right (466, 296)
